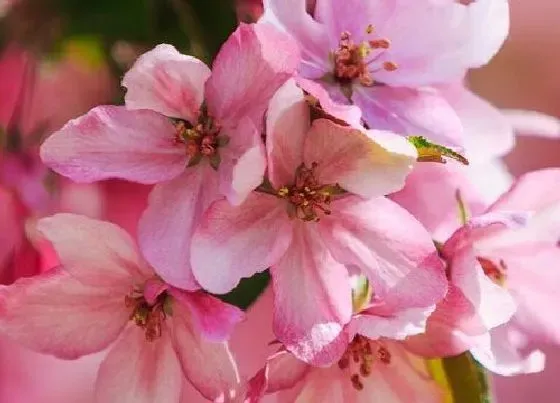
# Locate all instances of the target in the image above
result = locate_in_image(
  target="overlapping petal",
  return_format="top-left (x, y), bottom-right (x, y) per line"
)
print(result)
top-left (41, 106), bottom-right (186, 184)
top-left (122, 44), bottom-right (211, 123)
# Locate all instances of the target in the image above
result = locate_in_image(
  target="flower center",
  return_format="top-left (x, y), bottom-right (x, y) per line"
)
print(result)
top-left (332, 26), bottom-right (397, 88)
top-left (337, 335), bottom-right (392, 391)
top-left (477, 257), bottom-right (507, 286)
top-left (173, 107), bottom-right (229, 170)
top-left (276, 163), bottom-right (341, 222)
top-left (125, 287), bottom-right (172, 342)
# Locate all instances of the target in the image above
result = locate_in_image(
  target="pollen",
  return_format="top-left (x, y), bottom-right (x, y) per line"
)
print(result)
top-left (477, 256), bottom-right (507, 286)
top-left (125, 288), bottom-right (171, 342)
top-left (332, 25), bottom-right (397, 91)
top-left (337, 335), bottom-right (392, 391)
top-left (277, 163), bottom-right (341, 222)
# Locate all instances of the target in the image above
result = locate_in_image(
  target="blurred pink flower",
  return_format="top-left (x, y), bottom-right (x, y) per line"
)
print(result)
top-left (0, 214), bottom-right (243, 402)
top-left (262, 0), bottom-right (510, 151)
top-left (41, 23), bottom-right (300, 290)
top-left (191, 81), bottom-right (446, 366)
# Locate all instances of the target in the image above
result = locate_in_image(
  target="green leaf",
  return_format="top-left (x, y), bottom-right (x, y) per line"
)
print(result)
top-left (429, 352), bottom-right (492, 403)
top-left (408, 136), bottom-right (469, 165)
top-left (215, 271), bottom-right (271, 311)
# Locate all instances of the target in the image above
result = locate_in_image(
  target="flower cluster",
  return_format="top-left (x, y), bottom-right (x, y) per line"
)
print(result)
top-left (1, 0), bottom-right (560, 402)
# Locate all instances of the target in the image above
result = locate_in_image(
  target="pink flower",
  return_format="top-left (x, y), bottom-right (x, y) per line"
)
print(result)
top-left (0, 214), bottom-right (244, 402)
top-left (244, 292), bottom-right (444, 403)
top-left (191, 81), bottom-right (447, 365)
top-left (40, 23), bottom-right (300, 290)
top-left (262, 0), bottom-right (510, 150)
top-left (403, 168), bottom-right (560, 375)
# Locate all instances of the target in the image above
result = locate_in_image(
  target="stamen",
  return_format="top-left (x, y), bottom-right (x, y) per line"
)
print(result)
top-left (125, 286), bottom-right (171, 342)
top-left (277, 163), bottom-right (339, 222)
top-left (477, 257), bottom-right (507, 286)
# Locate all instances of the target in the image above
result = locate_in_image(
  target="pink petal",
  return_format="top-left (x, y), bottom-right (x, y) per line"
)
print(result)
top-left (470, 326), bottom-right (545, 376)
top-left (266, 80), bottom-right (308, 189)
top-left (245, 350), bottom-right (310, 401)
top-left (218, 117), bottom-right (266, 205)
top-left (138, 167), bottom-right (219, 291)
top-left (272, 225), bottom-right (352, 366)
top-left (349, 305), bottom-right (435, 342)
top-left (490, 168), bottom-right (560, 213)
top-left (40, 106), bottom-right (187, 184)
top-left (122, 44), bottom-right (211, 122)
top-left (389, 163), bottom-right (488, 242)
top-left (352, 86), bottom-right (464, 149)
top-left (95, 326), bottom-right (183, 403)
top-left (304, 119), bottom-right (416, 198)
top-left (37, 214), bottom-right (148, 288)
top-left (504, 245), bottom-right (560, 345)
top-left (295, 77), bottom-right (362, 127)
top-left (206, 23), bottom-right (300, 128)
top-left (0, 270), bottom-right (129, 359)
top-left (191, 192), bottom-right (292, 294)
top-left (169, 289), bottom-right (244, 342)
top-left (319, 196), bottom-right (447, 308)
top-left (0, 187), bottom-right (23, 271)
top-left (502, 109), bottom-right (560, 139)
top-left (262, 0), bottom-right (330, 78)
top-left (440, 84), bottom-right (515, 162)
top-left (171, 306), bottom-right (240, 401)
top-left (143, 278), bottom-right (169, 306)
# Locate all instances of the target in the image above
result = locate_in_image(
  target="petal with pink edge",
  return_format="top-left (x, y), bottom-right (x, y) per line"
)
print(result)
top-left (304, 119), bottom-right (416, 198)
top-left (96, 326), bottom-right (183, 403)
top-left (319, 196), bottom-right (447, 308)
top-left (262, 0), bottom-right (330, 78)
top-left (171, 306), bottom-right (240, 401)
top-left (37, 213), bottom-right (148, 289)
top-left (191, 192), bottom-right (292, 294)
top-left (169, 289), bottom-right (244, 342)
top-left (272, 224), bottom-right (352, 366)
top-left (502, 109), bottom-right (560, 139)
top-left (245, 350), bottom-right (310, 402)
top-left (218, 117), bottom-right (266, 205)
top-left (206, 23), bottom-right (300, 128)
top-left (139, 166), bottom-right (219, 291)
top-left (0, 270), bottom-right (129, 359)
top-left (352, 86), bottom-right (463, 150)
top-left (266, 80), bottom-right (308, 189)
top-left (122, 44), bottom-right (211, 122)
top-left (40, 106), bottom-right (186, 184)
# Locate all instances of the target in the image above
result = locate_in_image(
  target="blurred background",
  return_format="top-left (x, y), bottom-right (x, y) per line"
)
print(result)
top-left (0, 0), bottom-right (558, 401)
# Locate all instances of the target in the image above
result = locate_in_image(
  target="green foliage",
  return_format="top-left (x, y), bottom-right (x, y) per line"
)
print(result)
top-left (216, 270), bottom-right (271, 311)
top-left (441, 352), bottom-right (492, 403)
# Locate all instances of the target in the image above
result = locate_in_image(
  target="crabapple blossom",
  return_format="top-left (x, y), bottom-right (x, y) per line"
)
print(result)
top-left (40, 23), bottom-right (300, 290)
top-left (191, 81), bottom-right (447, 365)
top-left (262, 0), bottom-right (513, 157)
top-left (0, 214), bottom-right (243, 402)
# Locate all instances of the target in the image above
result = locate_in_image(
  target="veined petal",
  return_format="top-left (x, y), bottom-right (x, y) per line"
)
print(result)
top-left (206, 23), bottom-right (300, 128)
top-left (319, 196), bottom-right (447, 308)
top-left (0, 270), bottom-right (128, 359)
top-left (37, 213), bottom-right (148, 288)
top-left (262, 0), bottom-right (330, 77)
top-left (272, 225), bottom-right (352, 366)
top-left (171, 305), bottom-right (240, 401)
top-left (139, 167), bottom-right (219, 291)
top-left (304, 119), bottom-right (416, 198)
top-left (95, 326), bottom-right (183, 403)
top-left (191, 192), bottom-right (292, 294)
top-left (123, 44), bottom-right (211, 122)
top-left (352, 86), bottom-right (464, 150)
top-left (218, 117), bottom-right (266, 206)
top-left (266, 80), bottom-right (308, 189)
top-left (40, 106), bottom-right (186, 184)
top-left (169, 289), bottom-right (244, 342)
